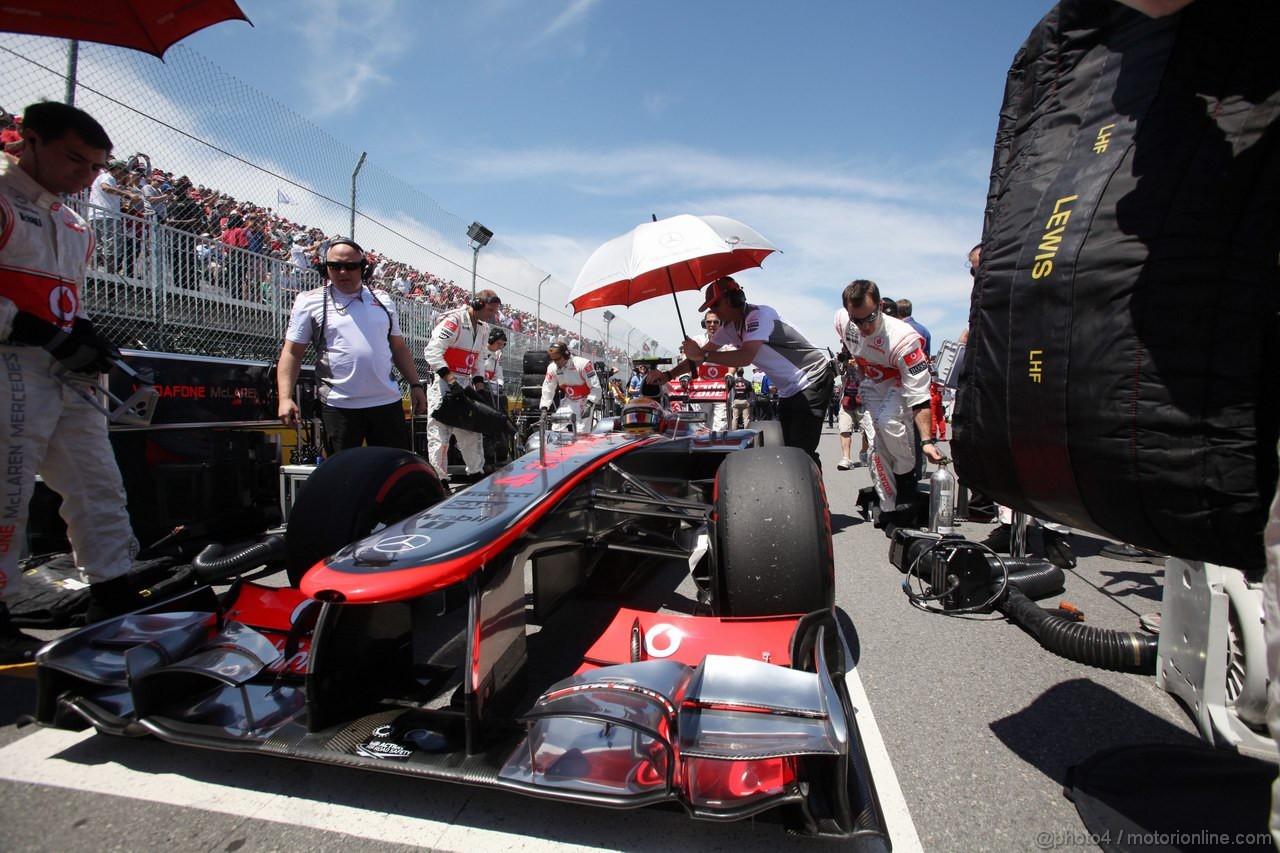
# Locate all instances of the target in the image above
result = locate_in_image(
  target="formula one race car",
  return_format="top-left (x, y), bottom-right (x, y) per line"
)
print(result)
top-left (33, 397), bottom-right (887, 842)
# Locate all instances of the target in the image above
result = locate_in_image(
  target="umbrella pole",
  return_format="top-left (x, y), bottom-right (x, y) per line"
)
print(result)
top-left (666, 266), bottom-right (688, 342)
top-left (652, 214), bottom-right (689, 344)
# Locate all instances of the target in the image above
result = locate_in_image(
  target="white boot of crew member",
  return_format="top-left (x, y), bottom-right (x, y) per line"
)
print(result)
top-left (540, 341), bottom-right (602, 429)
top-left (423, 290), bottom-right (502, 484)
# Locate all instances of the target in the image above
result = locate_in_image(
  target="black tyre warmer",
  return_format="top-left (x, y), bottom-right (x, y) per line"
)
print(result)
top-left (953, 0), bottom-right (1280, 571)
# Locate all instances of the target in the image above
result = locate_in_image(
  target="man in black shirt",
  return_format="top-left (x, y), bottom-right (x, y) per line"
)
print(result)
top-left (164, 176), bottom-right (205, 289)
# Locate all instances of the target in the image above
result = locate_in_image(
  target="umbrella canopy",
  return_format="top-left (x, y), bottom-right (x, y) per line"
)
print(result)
top-left (569, 214), bottom-right (778, 314)
top-left (0, 0), bottom-right (251, 59)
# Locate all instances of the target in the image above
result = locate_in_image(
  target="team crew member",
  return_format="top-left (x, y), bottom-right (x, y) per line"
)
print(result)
top-left (730, 368), bottom-right (753, 429)
top-left (627, 362), bottom-right (648, 397)
top-left (479, 326), bottom-right (508, 472)
top-left (0, 102), bottom-right (144, 662)
top-left (834, 306), bottom-right (876, 463)
top-left (695, 311), bottom-right (732, 430)
top-left (482, 326), bottom-right (507, 398)
top-left (278, 238), bottom-right (426, 455)
top-left (843, 279), bottom-right (943, 521)
top-left (423, 290), bottom-right (502, 484)
top-left (650, 277), bottom-right (833, 465)
top-left (540, 341), bottom-right (602, 426)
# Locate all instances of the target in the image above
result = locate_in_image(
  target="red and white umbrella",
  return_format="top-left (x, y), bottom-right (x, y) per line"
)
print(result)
top-left (569, 214), bottom-right (779, 314)
top-left (0, 0), bottom-right (250, 59)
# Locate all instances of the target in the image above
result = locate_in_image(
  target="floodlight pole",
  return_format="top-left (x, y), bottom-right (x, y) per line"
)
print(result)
top-left (536, 274), bottom-right (551, 344)
top-left (470, 244), bottom-right (480, 300)
top-left (350, 152), bottom-right (367, 239)
top-left (466, 221), bottom-right (493, 300)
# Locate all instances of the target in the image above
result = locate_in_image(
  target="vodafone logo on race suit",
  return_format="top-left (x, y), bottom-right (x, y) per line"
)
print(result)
top-left (873, 454), bottom-right (894, 499)
top-left (904, 346), bottom-right (929, 375)
top-left (443, 347), bottom-right (479, 375)
top-left (48, 285), bottom-right (78, 325)
top-left (562, 383), bottom-right (589, 399)
top-left (59, 206), bottom-right (85, 233)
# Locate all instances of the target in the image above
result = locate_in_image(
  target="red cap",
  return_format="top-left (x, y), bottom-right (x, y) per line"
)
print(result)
top-left (698, 277), bottom-right (741, 312)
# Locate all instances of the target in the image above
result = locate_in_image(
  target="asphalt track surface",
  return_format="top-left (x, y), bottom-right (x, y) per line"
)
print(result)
top-left (0, 426), bottom-right (1199, 852)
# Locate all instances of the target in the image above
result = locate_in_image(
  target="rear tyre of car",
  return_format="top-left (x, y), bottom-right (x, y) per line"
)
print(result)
top-left (285, 447), bottom-right (446, 586)
top-left (711, 446), bottom-right (834, 616)
top-left (755, 420), bottom-right (784, 447)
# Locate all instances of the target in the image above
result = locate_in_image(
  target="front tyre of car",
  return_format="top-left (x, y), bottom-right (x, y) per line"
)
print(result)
top-left (284, 447), bottom-right (446, 586)
top-left (710, 446), bottom-right (835, 616)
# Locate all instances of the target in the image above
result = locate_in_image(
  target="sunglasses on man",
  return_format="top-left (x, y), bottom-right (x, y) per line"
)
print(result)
top-left (851, 308), bottom-right (880, 327)
top-left (326, 261), bottom-right (364, 272)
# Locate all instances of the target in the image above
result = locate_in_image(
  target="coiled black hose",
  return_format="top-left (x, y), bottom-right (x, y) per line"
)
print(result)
top-left (192, 535), bottom-right (286, 583)
top-left (1003, 558), bottom-right (1064, 600)
top-left (997, 585), bottom-right (1158, 673)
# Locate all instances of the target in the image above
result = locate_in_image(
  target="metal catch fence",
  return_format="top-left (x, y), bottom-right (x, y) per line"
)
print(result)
top-left (1, 34), bottom-right (675, 398)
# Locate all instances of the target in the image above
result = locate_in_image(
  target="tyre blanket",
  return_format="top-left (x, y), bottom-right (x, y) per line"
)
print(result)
top-left (953, 0), bottom-right (1280, 570)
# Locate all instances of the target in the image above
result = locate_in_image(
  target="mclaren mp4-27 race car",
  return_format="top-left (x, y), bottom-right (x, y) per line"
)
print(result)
top-left (34, 399), bottom-right (888, 841)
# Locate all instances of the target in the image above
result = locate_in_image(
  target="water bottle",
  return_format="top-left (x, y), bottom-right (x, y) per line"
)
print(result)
top-left (929, 460), bottom-right (956, 534)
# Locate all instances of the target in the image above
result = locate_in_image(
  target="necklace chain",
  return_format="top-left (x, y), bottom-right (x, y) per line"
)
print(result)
top-left (330, 286), bottom-right (364, 314)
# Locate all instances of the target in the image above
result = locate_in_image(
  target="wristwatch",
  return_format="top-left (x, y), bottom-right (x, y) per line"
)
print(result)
top-left (921, 438), bottom-right (938, 447)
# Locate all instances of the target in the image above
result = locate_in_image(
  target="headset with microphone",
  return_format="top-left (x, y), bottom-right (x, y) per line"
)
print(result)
top-left (315, 237), bottom-right (372, 282)
top-left (472, 291), bottom-right (502, 312)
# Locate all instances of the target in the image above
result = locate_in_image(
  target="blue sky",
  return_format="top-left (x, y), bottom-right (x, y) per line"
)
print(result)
top-left (181, 0), bottom-right (1047, 356)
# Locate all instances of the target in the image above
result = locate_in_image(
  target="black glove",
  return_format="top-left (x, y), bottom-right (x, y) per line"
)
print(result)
top-left (10, 313), bottom-right (118, 374)
top-left (445, 380), bottom-right (465, 399)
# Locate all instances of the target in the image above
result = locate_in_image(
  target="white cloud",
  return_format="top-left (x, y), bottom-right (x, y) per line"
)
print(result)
top-left (287, 0), bottom-right (410, 115)
top-left (641, 92), bottom-right (675, 117)
top-left (495, 157), bottom-right (984, 357)
top-left (530, 0), bottom-right (601, 45)
top-left (435, 143), bottom-right (914, 201)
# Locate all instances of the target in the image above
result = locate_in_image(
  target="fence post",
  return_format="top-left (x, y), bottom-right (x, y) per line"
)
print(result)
top-left (350, 152), bottom-right (367, 239)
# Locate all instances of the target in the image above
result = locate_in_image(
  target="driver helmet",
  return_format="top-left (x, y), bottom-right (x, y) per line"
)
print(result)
top-left (620, 397), bottom-right (664, 434)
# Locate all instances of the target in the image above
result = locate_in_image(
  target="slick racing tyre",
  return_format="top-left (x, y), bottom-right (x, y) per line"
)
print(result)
top-left (711, 446), bottom-right (835, 616)
top-left (285, 448), bottom-right (446, 586)
top-left (755, 420), bottom-right (784, 447)
top-left (522, 351), bottom-right (551, 375)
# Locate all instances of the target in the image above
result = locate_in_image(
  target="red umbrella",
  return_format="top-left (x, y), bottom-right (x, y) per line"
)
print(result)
top-left (569, 213), bottom-right (779, 340)
top-left (0, 0), bottom-right (251, 59)
top-left (570, 214), bottom-right (778, 313)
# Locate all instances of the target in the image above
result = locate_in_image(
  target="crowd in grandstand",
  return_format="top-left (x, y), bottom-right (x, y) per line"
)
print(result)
top-left (0, 106), bottom-right (630, 361)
